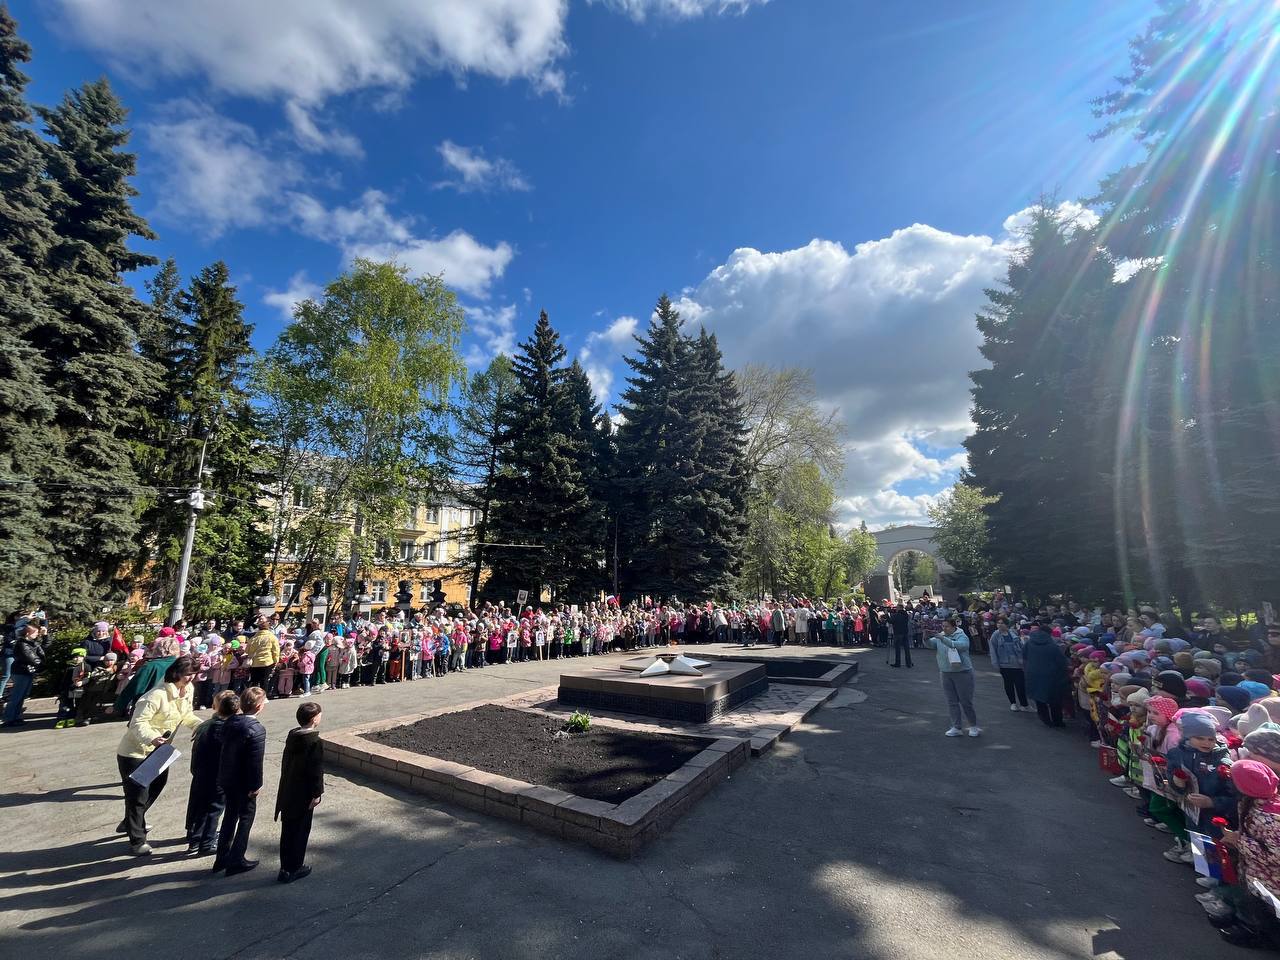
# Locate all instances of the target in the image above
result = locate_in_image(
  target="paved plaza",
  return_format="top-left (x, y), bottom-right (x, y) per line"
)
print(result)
top-left (1, 645), bottom-right (1226, 960)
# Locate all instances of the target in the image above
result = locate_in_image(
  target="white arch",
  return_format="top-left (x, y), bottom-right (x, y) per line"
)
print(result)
top-left (868, 525), bottom-right (953, 577)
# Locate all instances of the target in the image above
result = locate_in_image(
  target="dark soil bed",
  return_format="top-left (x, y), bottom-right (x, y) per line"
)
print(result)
top-left (363, 704), bottom-right (712, 804)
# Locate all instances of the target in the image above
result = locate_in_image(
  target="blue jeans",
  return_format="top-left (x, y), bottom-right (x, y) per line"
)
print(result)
top-left (3, 672), bottom-right (33, 724)
top-left (0, 654), bottom-right (12, 700)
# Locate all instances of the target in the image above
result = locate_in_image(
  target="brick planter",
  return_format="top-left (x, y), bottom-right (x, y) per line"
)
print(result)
top-left (321, 704), bottom-right (749, 859)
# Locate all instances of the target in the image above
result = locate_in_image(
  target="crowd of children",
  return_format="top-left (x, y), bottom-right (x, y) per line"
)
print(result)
top-left (979, 601), bottom-right (1280, 948)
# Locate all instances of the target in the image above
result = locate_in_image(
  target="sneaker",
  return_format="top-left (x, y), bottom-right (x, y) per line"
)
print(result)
top-left (968, 727), bottom-right (982, 737)
top-left (1020, 705), bottom-right (1034, 712)
top-left (129, 842), bottom-right (153, 856)
top-left (1090, 740), bottom-right (1104, 748)
top-left (1153, 822), bottom-right (1172, 834)
top-left (1123, 787), bottom-right (1142, 799)
top-left (1179, 848), bottom-right (1194, 865)
top-left (1196, 877), bottom-right (1220, 889)
top-left (1196, 891), bottom-right (1224, 904)
top-left (290, 865), bottom-right (311, 882)
top-left (1109, 775), bottom-right (1128, 787)
top-left (1204, 903), bottom-right (1235, 923)
top-left (1162, 843), bottom-right (1187, 863)
top-left (945, 727), bottom-right (963, 737)
top-left (1010, 703), bottom-right (1020, 712)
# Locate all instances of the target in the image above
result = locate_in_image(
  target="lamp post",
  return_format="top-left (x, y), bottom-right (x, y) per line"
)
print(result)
top-left (169, 435), bottom-right (211, 626)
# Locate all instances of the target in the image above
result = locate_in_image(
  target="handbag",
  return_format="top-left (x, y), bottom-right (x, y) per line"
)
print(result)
top-left (946, 646), bottom-right (963, 666)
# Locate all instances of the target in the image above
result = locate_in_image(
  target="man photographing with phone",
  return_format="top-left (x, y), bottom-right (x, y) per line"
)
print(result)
top-left (114, 656), bottom-right (200, 855)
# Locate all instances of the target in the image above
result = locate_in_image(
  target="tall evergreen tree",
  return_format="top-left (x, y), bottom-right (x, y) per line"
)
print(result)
top-left (162, 262), bottom-right (270, 618)
top-left (33, 78), bottom-right (159, 616)
top-left (485, 312), bottom-right (594, 603)
top-left (560, 359), bottom-right (608, 601)
top-left (1091, 0), bottom-right (1280, 609)
top-left (965, 206), bottom-right (1125, 601)
top-left (132, 257), bottom-right (187, 577)
top-left (0, 7), bottom-right (58, 613)
top-left (615, 295), bottom-right (689, 599)
top-left (615, 296), bottom-right (748, 601)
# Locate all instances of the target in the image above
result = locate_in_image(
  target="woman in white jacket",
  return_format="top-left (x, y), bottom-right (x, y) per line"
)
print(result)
top-left (115, 655), bottom-right (200, 855)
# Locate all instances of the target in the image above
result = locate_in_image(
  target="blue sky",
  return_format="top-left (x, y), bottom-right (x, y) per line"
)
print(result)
top-left (14, 0), bottom-right (1153, 527)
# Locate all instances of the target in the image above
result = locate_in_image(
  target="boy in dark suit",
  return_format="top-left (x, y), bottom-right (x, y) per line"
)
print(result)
top-left (213, 686), bottom-right (267, 875)
top-left (275, 701), bottom-right (325, 882)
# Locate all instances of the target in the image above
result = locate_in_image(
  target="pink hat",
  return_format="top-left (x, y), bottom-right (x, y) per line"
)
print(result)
top-left (1232, 759), bottom-right (1279, 799)
top-left (1147, 696), bottom-right (1180, 722)
top-left (158, 626), bottom-right (176, 638)
top-left (1185, 678), bottom-right (1214, 698)
top-left (1089, 650), bottom-right (1109, 662)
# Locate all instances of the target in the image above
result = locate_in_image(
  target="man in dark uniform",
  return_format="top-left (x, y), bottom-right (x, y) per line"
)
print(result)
top-left (890, 604), bottom-right (913, 668)
top-left (213, 686), bottom-right (267, 875)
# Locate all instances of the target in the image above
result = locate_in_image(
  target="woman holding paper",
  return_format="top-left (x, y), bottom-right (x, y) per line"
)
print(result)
top-left (115, 655), bottom-right (200, 856)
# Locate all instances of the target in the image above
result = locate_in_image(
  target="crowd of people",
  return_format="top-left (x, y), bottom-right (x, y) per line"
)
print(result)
top-left (6, 592), bottom-right (1280, 940)
top-left (940, 598), bottom-right (1280, 948)
top-left (1, 597), bottom-right (904, 730)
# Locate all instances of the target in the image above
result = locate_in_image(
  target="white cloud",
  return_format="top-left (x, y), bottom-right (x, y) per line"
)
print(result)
top-left (289, 189), bottom-right (514, 298)
top-left (837, 490), bottom-right (949, 531)
top-left (144, 101), bottom-right (300, 237)
top-left (463, 303), bottom-right (519, 367)
top-left (54, 0), bottom-right (571, 107)
top-left (595, 0), bottom-right (770, 21)
top-left (674, 221), bottom-right (1020, 529)
top-left (436, 140), bottom-right (531, 193)
top-left (284, 100), bottom-right (363, 157)
top-left (580, 315), bottom-right (639, 404)
top-left (1001, 199), bottom-right (1100, 238)
top-left (263, 271), bottom-right (323, 320)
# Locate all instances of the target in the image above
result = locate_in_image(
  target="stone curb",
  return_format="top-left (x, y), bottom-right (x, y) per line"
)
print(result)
top-left (321, 712), bottom-right (746, 859)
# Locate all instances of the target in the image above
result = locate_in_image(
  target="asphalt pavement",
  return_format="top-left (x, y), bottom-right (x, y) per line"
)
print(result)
top-left (0, 643), bottom-right (1228, 960)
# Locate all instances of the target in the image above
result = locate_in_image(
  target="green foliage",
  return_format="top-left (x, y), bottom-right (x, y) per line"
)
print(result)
top-left (450, 353), bottom-right (517, 604)
top-left (615, 296), bottom-right (748, 601)
top-left (485, 313), bottom-right (605, 603)
top-left (258, 259), bottom-right (465, 613)
top-left (26, 75), bottom-right (159, 618)
top-left (564, 710), bottom-right (592, 733)
top-left (0, 8), bottom-right (58, 614)
top-left (927, 482), bottom-right (996, 589)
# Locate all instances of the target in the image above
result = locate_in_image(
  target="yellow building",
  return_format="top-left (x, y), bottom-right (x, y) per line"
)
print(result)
top-left (272, 499), bottom-right (483, 613)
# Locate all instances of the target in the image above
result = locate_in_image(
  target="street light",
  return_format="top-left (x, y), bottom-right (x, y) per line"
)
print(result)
top-left (169, 435), bottom-right (213, 626)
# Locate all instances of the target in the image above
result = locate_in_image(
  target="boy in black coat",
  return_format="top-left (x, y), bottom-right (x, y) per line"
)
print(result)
top-left (213, 686), bottom-right (267, 875)
top-left (275, 701), bottom-right (324, 883)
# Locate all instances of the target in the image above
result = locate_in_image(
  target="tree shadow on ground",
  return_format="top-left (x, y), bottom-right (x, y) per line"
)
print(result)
top-left (0, 650), bottom-right (1223, 960)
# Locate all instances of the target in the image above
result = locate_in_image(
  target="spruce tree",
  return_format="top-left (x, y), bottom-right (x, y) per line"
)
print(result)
top-left (1091, 0), bottom-right (1280, 608)
top-left (615, 294), bottom-right (688, 599)
top-left (559, 359), bottom-right (608, 601)
top-left (486, 311), bottom-right (593, 603)
top-left (165, 262), bottom-right (270, 617)
top-left (688, 329), bottom-right (749, 597)
top-left (35, 78), bottom-right (159, 615)
top-left (0, 7), bottom-right (58, 613)
top-left (965, 206), bottom-right (1124, 601)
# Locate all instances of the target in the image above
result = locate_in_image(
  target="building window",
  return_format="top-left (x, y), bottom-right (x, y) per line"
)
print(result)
top-left (466, 508), bottom-right (481, 527)
top-left (281, 581), bottom-right (297, 604)
top-left (424, 506), bottom-right (440, 524)
top-left (419, 582), bottom-right (432, 602)
top-left (422, 541), bottom-right (437, 562)
top-left (292, 485), bottom-right (313, 508)
top-left (374, 539), bottom-right (390, 561)
top-left (146, 585), bottom-right (165, 610)
top-left (399, 540), bottom-right (416, 562)
top-left (370, 580), bottom-right (387, 604)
